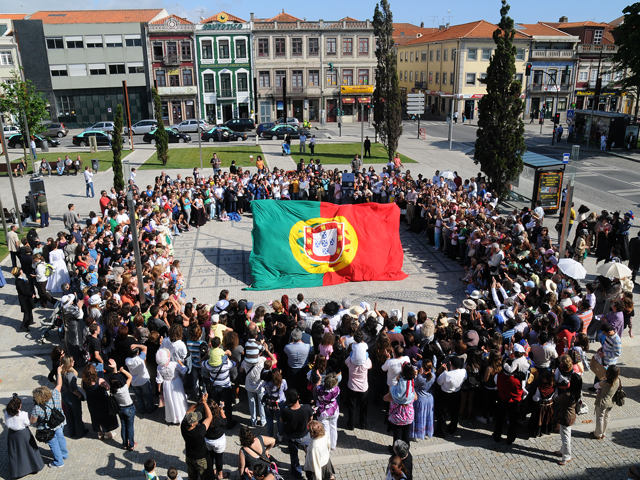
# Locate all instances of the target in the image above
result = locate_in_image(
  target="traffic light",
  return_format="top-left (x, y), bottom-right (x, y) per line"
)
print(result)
top-left (525, 63), bottom-right (532, 76)
top-left (554, 113), bottom-right (560, 124)
top-left (564, 65), bottom-right (570, 75)
top-left (329, 63), bottom-right (334, 72)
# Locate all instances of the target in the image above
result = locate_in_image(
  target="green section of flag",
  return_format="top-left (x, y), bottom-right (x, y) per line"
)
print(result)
top-left (248, 200), bottom-right (323, 290)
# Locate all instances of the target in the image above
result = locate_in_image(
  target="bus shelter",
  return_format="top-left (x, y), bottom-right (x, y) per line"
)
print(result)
top-left (508, 152), bottom-right (566, 215)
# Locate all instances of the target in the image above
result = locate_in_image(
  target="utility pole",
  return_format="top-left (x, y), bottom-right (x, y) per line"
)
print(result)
top-left (559, 145), bottom-right (578, 257)
top-left (0, 114), bottom-right (24, 233)
top-left (253, 76), bottom-right (259, 146)
top-left (122, 81), bottom-right (134, 150)
top-left (449, 48), bottom-right (457, 151)
top-left (586, 49), bottom-right (604, 148)
top-left (126, 190), bottom-right (145, 305)
top-left (360, 101), bottom-right (364, 160)
top-left (551, 71), bottom-right (559, 146)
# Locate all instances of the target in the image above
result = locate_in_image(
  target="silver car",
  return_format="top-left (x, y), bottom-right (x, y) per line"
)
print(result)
top-left (84, 121), bottom-right (116, 133)
top-left (124, 119), bottom-right (158, 135)
top-left (172, 119), bottom-right (209, 133)
top-left (3, 125), bottom-right (19, 138)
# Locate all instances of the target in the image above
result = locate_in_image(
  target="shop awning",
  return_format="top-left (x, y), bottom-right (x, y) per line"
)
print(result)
top-left (358, 97), bottom-right (371, 103)
top-left (342, 97), bottom-right (355, 104)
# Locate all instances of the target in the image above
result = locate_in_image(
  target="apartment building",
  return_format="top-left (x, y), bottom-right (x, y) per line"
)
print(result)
top-left (251, 11), bottom-right (376, 124)
top-left (195, 12), bottom-right (252, 124)
top-left (146, 14), bottom-right (197, 126)
top-left (0, 15), bottom-right (26, 85)
top-left (15, 9), bottom-right (168, 128)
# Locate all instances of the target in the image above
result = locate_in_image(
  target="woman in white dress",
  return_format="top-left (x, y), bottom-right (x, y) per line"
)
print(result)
top-left (46, 240), bottom-right (71, 293)
top-left (155, 348), bottom-right (188, 424)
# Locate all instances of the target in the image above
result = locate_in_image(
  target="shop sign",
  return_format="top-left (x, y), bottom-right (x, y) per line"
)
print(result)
top-left (340, 85), bottom-right (374, 94)
top-left (201, 23), bottom-right (244, 31)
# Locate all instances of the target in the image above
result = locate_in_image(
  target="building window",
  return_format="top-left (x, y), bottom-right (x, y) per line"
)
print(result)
top-left (482, 48), bottom-right (491, 60)
top-left (479, 72), bottom-right (487, 83)
top-left (558, 98), bottom-right (567, 111)
top-left (533, 70), bottom-right (543, 85)
top-left (326, 37), bottom-right (336, 55)
top-left (342, 38), bottom-right (353, 55)
top-left (443, 49), bottom-right (448, 61)
top-left (435, 72), bottom-right (440, 84)
top-left (342, 69), bottom-right (353, 85)
top-left (218, 39), bottom-right (230, 59)
top-left (105, 35), bottom-right (123, 48)
top-left (275, 38), bottom-right (285, 56)
top-left (181, 42), bottom-right (192, 60)
top-left (410, 52), bottom-right (414, 62)
top-left (594, 30), bottom-right (603, 45)
top-left (614, 70), bottom-right (623, 82)
top-left (235, 39), bottom-right (247, 59)
top-left (57, 96), bottom-right (75, 116)
top-left (514, 73), bottom-right (523, 83)
top-left (258, 71), bottom-right (270, 88)
top-left (125, 35), bottom-right (142, 47)
top-left (602, 71), bottom-right (611, 84)
top-left (128, 62), bottom-right (144, 74)
top-left (308, 38), bottom-right (319, 56)
top-left (326, 70), bottom-right (337, 85)
top-left (275, 70), bottom-right (286, 87)
top-left (203, 73), bottom-right (214, 92)
top-left (50, 65), bottom-right (68, 76)
top-left (468, 48), bottom-right (477, 60)
top-left (182, 69), bottom-right (193, 86)
top-left (409, 71), bottom-right (413, 82)
top-left (108, 63), bottom-right (126, 74)
top-left (89, 63), bottom-right (106, 75)
top-left (436, 50), bottom-right (440, 61)
top-left (358, 38), bottom-right (369, 55)
top-left (466, 73), bottom-right (476, 85)
top-left (429, 50), bottom-right (433, 61)
top-left (442, 72), bottom-right (447, 85)
top-left (66, 36), bottom-right (83, 48)
top-left (561, 68), bottom-right (571, 85)
top-left (405, 71), bottom-right (408, 81)
top-left (201, 40), bottom-right (213, 59)
top-left (578, 71), bottom-right (588, 81)
top-left (428, 71), bottom-right (432, 84)
top-left (421, 51), bottom-right (427, 61)
top-left (237, 72), bottom-right (248, 91)
top-left (358, 69), bottom-right (369, 85)
top-left (292, 38), bottom-right (303, 56)
top-left (309, 70), bottom-right (320, 86)
top-left (68, 64), bottom-right (87, 76)
top-left (292, 70), bottom-right (303, 88)
top-left (46, 37), bottom-right (64, 49)
top-left (547, 69), bottom-right (558, 84)
top-left (86, 36), bottom-right (103, 48)
top-left (0, 51), bottom-right (13, 65)
top-left (169, 72), bottom-right (180, 86)
top-left (516, 48), bottom-right (525, 60)
top-left (405, 52), bottom-right (408, 61)
top-left (450, 72), bottom-right (455, 85)
top-left (152, 42), bottom-right (163, 60)
top-left (156, 70), bottom-right (166, 87)
top-left (258, 38), bottom-right (269, 57)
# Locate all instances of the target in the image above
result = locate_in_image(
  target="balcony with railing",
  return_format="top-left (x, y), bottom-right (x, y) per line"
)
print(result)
top-left (531, 49), bottom-right (576, 59)
top-left (252, 19), bottom-right (371, 31)
top-left (414, 81), bottom-right (428, 89)
top-left (577, 44), bottom-right (619, 54)
top-left (529, 84), bottom-right (572, 93)
top-left (164, 54), bottom-right (180, 66)
top-left (217, 89), bottom-right (235, 99)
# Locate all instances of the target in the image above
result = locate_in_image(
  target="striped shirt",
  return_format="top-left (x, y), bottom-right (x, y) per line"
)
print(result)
top-left (243, 338), bottom-right (264, 364)
top-left (186, 340), bottom-right (206, 368)
top-left (601, 333), bottom-right (622, 366)
top-left (578, 310), bottom-right (593, 334)
top-left (201, 359), bottom-right (235, 387)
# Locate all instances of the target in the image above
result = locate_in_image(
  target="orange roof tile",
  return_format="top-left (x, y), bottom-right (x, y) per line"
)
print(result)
top-left (401, 20), bottom-right (529, 46)
top-left (0, 14), bottom-right (29, 20)
top-left (556, 21), bottom-right (610, 28)
top-left (341, 17), bottom-right (360, 22)
top-left (28, 9), bottom-right (166, 24)
top-left (393, 23), bottom-right (438, 43)
top-left (517, 23), bottom-right (573, 36)
top-left (200, 11), bottom-right (246, 24)
top-left (255, 10), bottom-right (302, 23)
top-left (150, 14), bottom-right (193, 25)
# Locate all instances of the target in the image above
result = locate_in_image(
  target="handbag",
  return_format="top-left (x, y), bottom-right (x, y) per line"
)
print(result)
top-left (34, 405), bottom-right (65, 443)
top-left (613, 379), bottom-right (626, 407)
top-left (244, 444), bottom-right (283, 480)
top-left (107, 393), bottom-right (119, 416)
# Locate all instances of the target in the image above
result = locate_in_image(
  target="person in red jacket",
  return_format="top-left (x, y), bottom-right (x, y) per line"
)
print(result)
top-left (493, 371), bottom-right (524, 445)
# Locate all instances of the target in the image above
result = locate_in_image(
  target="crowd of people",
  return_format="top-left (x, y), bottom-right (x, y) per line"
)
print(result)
top-left (3, 161), bottom-right (637, 480)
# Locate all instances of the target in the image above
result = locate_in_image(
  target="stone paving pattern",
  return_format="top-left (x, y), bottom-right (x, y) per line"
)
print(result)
top-left (1, 122), bottom-right (640, 479)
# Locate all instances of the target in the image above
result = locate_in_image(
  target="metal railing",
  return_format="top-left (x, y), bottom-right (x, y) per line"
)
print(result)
top-left (577, 44), bottom-right (618, 54)
top-left (531, 50), bottom-right (576, 58)
top-left (217, 89), bottom-right (235, 98)
top-left (163, 54), bottom-right (180, 66)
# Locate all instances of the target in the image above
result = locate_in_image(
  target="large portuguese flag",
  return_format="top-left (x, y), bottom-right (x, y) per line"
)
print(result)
top-left (248, 200), bottom-right (407, 290)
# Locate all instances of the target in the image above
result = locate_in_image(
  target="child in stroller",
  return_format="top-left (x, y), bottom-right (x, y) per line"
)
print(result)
top-left (282, 142), bottom-right (291, 156)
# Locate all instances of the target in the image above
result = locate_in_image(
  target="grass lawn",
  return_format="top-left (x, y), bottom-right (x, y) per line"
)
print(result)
top-left (294, 142), bottom-right (416, 165)
top-left (2, 149), bottom-right (133, 175)
top-left (139, 145), bottom-right (264, 170)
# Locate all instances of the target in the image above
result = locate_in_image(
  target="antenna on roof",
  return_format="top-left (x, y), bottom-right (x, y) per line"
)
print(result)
top-left (175, 4), bottom-right (180, 16)
top-left (430, 16), bottom-right (437, 29)
top-left (195, 8), bottom-right (204, 20)
top-left (445, 9), bottom-right (452, 26)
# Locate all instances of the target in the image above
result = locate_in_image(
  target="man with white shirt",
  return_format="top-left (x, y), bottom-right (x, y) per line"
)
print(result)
top-left (432, 170), bottom-right (440, 184)
top-left (381, 345), bottom-right (410, 387)
top-left (84, 166), bottom-right (94, 198)
top-left (115, 206), bottom-right (130, 227)
top-left (533, 200), bottom-right (545, 225)
top-left (435, 356), bottom-right (467, 437)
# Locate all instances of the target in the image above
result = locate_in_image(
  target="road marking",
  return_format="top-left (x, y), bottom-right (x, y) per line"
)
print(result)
top-left (608, 188), bottom-right (639, 194)
top-left (612, 192), bottom-right (640, 197)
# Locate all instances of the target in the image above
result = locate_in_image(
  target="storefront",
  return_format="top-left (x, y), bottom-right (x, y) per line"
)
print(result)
top-left (339, 85), bottom-right (374, 123)
top-left (574, 89), bottom-right (624, 113)
top-left (572, 110), bottom-right (634, 149)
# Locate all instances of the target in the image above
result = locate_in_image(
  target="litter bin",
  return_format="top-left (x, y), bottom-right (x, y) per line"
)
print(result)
top-left (91, 159), bottom-right (99, 172)
top-left (40, 141), bottom-right (49, 152)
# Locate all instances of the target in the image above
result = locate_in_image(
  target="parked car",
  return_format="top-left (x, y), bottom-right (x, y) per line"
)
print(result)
top-left (260, 124), bottom-right (310, 140)
top-left (3, 125), bottom-right (20, 139)
top-left (41, 123), bottom-right (69, 138)
top-left (172, 119), bottom-right (209, 133)
top-left (276, 117), bottom-right (301, 126)
top-left (124, 119), bottom-right (158, 135)
top-left (223, 118), bottom-right (255, 132)
top-left (72, 130), bottom-right (113, 147)
top-left (84, 121), bottom-right (116, 133)
top-left (143, 128), bottom-right (191, 145)
top-left (202, 126), bottom-right (247, 142)
top-left (257, 122), bottom-right (275, 135)
top-left (8, 134), bottom-right (60, 149)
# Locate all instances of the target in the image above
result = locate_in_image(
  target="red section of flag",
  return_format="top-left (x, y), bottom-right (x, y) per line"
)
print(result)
top-left (319, 202), bottom-right (408, 286)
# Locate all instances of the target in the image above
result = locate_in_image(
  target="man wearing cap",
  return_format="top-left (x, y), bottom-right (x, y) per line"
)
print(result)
top-left (13, 267), bottom-right (36, 331)
top-left (181, 392), bottom-right (213, 480)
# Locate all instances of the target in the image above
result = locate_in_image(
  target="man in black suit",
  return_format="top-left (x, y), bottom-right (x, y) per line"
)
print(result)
top-left (12, 267), bottom-right (36, 331)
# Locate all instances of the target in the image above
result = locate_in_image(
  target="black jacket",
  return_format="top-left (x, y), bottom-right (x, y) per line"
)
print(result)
top-left (15, 277), bottom-right (35, 312)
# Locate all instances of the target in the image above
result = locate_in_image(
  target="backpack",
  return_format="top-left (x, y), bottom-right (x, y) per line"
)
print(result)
top-left (40, 261), bottom-right (55, 277)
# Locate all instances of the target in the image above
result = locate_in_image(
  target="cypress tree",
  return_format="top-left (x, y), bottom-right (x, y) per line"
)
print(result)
top-left (112, 104), bottom-right (125, 191)
top-left (152, 87), bottom-right (169, 165)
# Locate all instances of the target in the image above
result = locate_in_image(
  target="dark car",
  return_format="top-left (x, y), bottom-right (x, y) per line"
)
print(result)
top-left (41, 123), bottom-right (69, 138)
top-left (260, 124), bottom-right (310, 140)
top-left (142, 128), bottom-right (191, 145)
top-left (223, 118), bottom-right (255, 132)
top-left (202, 126), bottom-right (247, 142)
top-left (257, 122), bottom-right (275, 134)
top-left (8, 134), bottom-right (60, 149)
top-left (72, 130), bottom-right (112, 147)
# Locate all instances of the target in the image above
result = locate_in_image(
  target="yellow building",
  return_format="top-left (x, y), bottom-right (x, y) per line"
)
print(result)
top-left (396, 20), bottom-right (533, 121)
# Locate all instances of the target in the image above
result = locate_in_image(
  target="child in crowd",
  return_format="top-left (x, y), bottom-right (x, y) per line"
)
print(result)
top-left (531, 371), bottom-right (556, 437)
top-left (166, 466), bottom-right (184, 480)
top-left (349, 331), bottom-right (369, 365)
top-left (143, 458), bottom-right (160, 480)
top-left (319, 332), bottom-right (335, 359)
top-left (207, 337), bottom-right (227, 367)
top-left (390, 362), bottom-right (416, 405)
top-left (321, 317), bottom-right (332, 333)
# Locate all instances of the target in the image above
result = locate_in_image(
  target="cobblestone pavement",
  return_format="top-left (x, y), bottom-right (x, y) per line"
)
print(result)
top-left (1, 123), bottom-right (640, 479)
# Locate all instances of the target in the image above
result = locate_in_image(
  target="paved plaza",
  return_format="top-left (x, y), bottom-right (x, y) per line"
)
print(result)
top-left (1, 122), bottom-right (640, 479)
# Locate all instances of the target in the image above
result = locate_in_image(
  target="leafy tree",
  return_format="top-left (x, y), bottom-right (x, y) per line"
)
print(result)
top-left (373, 0), bottom-right (403, 161)
top-left (0, 70), bottom-right (49, 162)
top-left (612, 2), bottom-right (640, 121)
top-left (474, 0), bottom-right (525, 199)
top-left (152, 87), bottom-right (169, 165)
top-left (112, 104), bottom-right (124, 191)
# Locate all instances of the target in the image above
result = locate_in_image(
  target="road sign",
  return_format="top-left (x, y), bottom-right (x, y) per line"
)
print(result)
top-left (563, 153), bottom-right (570, 164)
top-left (566, 117), bottom-right (573, 126)
top-left (566, 109), bottom-right (575, 119)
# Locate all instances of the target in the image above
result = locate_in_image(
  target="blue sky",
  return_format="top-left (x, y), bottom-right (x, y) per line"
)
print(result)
top-left (0, 0), bottom-right (629, 26)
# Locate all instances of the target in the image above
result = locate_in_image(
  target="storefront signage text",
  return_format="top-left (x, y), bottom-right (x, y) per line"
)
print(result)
top-left (201, 23), bottom-right (244, 31)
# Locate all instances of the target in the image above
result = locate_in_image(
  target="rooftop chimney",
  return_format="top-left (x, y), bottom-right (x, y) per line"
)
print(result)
top-left (250, 12), bottom-right (254, 20)
top-left (559, 16), bottom-right (568, 23)
top-left (420, 21), bottom-right (424, 27)
top-left (439, 24), bottom-right (445, 30)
